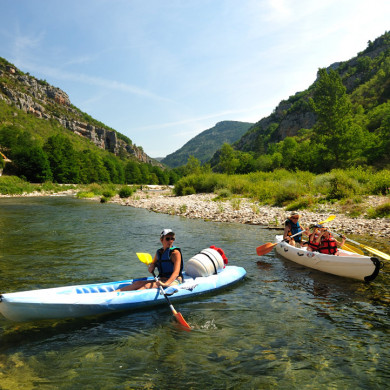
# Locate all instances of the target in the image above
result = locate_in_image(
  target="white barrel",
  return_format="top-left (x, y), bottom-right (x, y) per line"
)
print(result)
top-left (185, 248), bottom-right (225, 278)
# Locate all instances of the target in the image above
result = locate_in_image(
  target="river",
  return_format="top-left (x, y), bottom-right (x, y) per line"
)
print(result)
top-left (0, 196), bottom-right (389, 389)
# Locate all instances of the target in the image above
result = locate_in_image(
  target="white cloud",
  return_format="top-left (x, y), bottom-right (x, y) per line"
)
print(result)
top-left (18, 62), bottom-right (173, 103)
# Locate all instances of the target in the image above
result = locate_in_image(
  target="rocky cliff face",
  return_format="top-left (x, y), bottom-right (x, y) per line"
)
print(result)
top-left (234, 97), bottom-right (316, 151)
top-left (0, 64), bottom-right (158, 166)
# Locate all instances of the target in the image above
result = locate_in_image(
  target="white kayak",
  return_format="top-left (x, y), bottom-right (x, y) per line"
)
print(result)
top-left (0, 266), bottom-right (246, 322)
top-left (274, 235), bottom-right (382, 281)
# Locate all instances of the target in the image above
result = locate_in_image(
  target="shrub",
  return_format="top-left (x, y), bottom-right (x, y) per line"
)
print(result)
top-left (231, 198), bottom-right (241, 210)
top-left (273, 179), bottom-right (305, 206)
top-left (179, 204), bottom-right (187, 213)
top-left (366, 202), bottom-right (390, 218)
top-left (174, 173), bottom-right (227, 195)
top-left (285, 196), bottom-right (316, 211)
top-left (102, 190), bottom-right (115, 198)
top-left (76, 191), bottom-right (95, 198)
top-left (182, 186), bottom-right (196, 195)
top-left (316, 170), bottom-right (361, 200)
top-left (367, 170), bottom-right (390, 195)
top-left (85, 183), bottom-right (104, 195)
top-left (0, 175), bottom-right (34, 195)
top-left (214, 188), bottom-right (232, 199)
top-left (118, 186), bottom-right (134, 198)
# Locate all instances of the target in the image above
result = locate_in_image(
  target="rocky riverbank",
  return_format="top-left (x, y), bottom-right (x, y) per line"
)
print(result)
top-left (2, 185), bottom-right (389, 238)
top-left (112, 186), bottom-right (390, 239)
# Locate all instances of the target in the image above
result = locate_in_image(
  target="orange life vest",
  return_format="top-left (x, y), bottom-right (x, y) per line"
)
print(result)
top-left (318, 237), bottom-right (338, 255)
top-left (308, 234), bottom-right (320, 251)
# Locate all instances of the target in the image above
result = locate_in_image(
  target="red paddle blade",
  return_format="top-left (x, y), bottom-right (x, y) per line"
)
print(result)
top-left (174, 311), bottom-right (191, 329)
top-left (256, 242), bottom-right (278, 256)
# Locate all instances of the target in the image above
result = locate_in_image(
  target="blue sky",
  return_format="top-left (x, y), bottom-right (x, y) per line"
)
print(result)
top-left (1, 0), bottom-right (389, 158)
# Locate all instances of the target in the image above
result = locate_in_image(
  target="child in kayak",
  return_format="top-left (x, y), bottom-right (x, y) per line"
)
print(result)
top-left (314, 229), bottom-right (346, 255)
top-left (116, 229), bottom-right (183, 291)
top-left (303, 224), bottom-right (322, 252)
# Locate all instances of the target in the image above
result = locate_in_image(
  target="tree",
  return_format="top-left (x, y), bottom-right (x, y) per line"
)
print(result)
top-left (139, 163), bottom-right (151, 184)
top-left (125, 161), bottom-right (142, 183)
top-left (277, 137), bottom-right (298, 170)
top-left (309, 68), bottom-right (366, 170)
top-left (44, 135), bottom-right (79, 183)
top-left (218, 143), bottom-right (239, 174)
top-left (78, 150), bottom-right (109, 183)
top-left (103, 156), bottom-right (125, 183)
top-left (184, 155), bottom-right (201, 176)
top-left (236, 151), bottom-right (255, 174)
top-left (150, 165), bottom-right (169, 185)
top-left (13, 146), bottom-right (52, 182)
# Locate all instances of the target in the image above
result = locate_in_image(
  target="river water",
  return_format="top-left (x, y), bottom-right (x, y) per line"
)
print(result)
top-left (0, 196), bottom-right (389, 389)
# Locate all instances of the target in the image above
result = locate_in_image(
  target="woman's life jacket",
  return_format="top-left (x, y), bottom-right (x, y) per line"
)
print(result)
top-left (285, 219), bottom-right (303, 242)
top-left (156, 247), bottom-right (183, 279)
top-left (318, 237), bottom-right (338, 255)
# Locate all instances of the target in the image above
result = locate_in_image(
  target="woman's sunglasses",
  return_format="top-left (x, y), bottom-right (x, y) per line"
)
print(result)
top-left (165, 236), bottom-right (175, 241)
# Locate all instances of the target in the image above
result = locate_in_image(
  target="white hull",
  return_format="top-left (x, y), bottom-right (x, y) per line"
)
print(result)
top-left (274, 236), bottom-right (381, 281)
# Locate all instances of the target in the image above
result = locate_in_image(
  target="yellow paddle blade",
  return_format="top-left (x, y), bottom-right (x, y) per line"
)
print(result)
top-left (319, 215), bottom-right (336, 225)
top-left (363, 246), bottom-right (390, 261)
top-left (342, 243), bottom-right (364, 255)
top-left (136, 252), bottom-right (153, 265)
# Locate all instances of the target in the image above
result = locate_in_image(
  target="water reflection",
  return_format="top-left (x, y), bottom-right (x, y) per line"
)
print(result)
top-left (0, 196), bottom-right (389, 389)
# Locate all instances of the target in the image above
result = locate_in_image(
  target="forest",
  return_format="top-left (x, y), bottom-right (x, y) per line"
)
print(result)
top-left (0, 125), bottom-right (178, 185)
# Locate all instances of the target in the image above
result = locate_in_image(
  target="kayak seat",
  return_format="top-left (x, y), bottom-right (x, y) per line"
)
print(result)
top-left (75, 286), bottom-right (116, 294)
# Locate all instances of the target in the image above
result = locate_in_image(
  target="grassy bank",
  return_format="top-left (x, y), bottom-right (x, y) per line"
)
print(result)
top-left (0, 176), bottom-right (137, 201)
top-left (2, 168), bottom-right (390, 219)
top-left (0, 176), bottom-right (77, 195)
top-left (174, 168), bottom-right (390, 218)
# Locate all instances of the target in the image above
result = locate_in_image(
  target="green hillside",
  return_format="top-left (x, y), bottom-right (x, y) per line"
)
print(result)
top-left (0, 57), bottom-right (175, 184)
top-left (210, 31), bottom-right (390, 174)
top-left (161, 121), bottom-right (253, 168)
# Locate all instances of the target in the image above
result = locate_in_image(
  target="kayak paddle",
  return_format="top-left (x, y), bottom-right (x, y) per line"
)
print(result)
top-left (136, 252), bottom-right (191, 329)
top-left (334, 237), bottom-right (390, 261)
top-left (341, 243), bottom-right (364, 255)
top-left (256, 215), bottom-right (337, 256)
top-left (256, 231), bottom-right (303, 256)
top-left (319, 215), bottom-right (337, 224)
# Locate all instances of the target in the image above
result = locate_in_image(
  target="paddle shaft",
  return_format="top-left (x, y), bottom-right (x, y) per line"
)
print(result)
top-left (152, 271), bottom-right (191, 328)
top-left (136, 253), bottom-right (191, 327)
top-left (329, 232), bottom-right (389, 260)
top-left (256, 230), bottom-right (305, 256)
top-left (153, 272), bottom-right (175, 308)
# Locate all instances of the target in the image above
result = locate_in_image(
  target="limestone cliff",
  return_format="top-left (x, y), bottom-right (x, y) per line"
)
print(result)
top-left (0, 61), bottom-right (159, 166)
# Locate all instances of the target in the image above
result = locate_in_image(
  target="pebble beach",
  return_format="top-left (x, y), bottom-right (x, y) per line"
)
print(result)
top-left (112, 186), bottom-right (390, 239)
top-left (2, 185), bottom-right (389, 239)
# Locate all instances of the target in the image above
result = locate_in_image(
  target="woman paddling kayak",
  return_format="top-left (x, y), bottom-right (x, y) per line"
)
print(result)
top-left (116, 229), bottom-right (183, 291)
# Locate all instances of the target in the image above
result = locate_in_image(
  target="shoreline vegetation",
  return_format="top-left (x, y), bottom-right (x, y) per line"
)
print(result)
top-left (1, 175), bottom-right (389, 245)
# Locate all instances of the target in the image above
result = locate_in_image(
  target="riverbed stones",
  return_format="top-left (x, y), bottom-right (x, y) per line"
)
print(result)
top-left (112, 187), bottom-right (390, 238)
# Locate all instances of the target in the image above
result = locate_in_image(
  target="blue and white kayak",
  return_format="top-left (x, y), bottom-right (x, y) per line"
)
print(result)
top-left (0, 266), bottom-right (246, 322)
